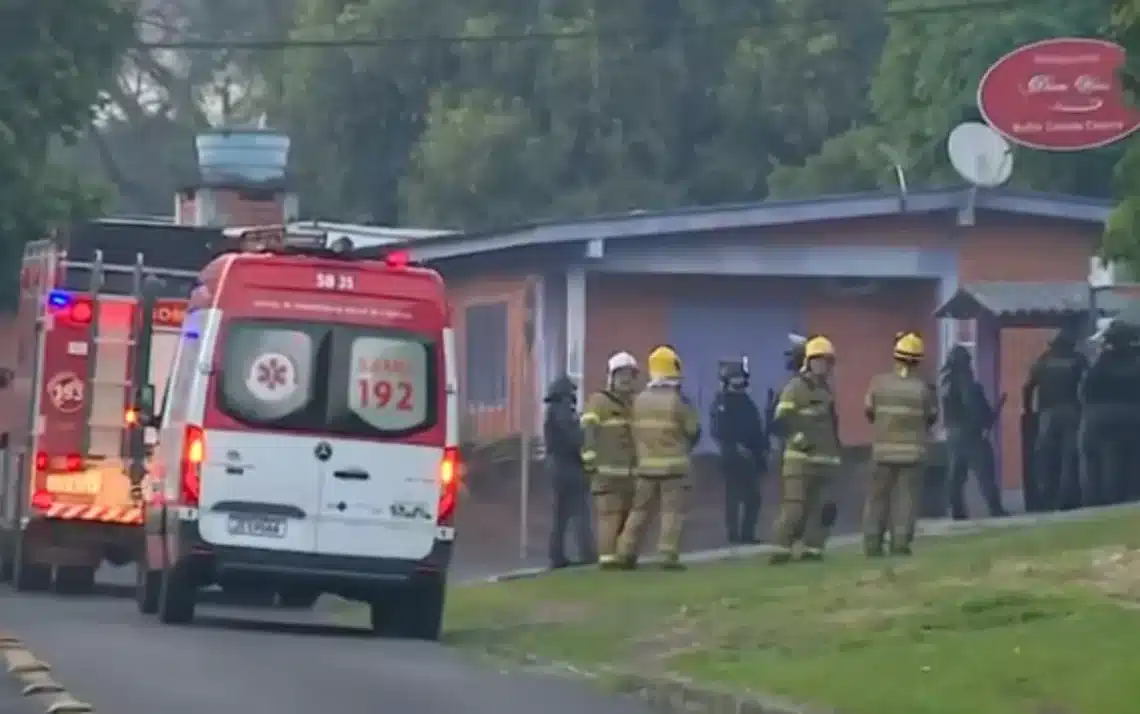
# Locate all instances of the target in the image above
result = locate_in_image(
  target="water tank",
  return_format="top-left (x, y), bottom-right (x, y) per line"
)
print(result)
top-left (195, 129), bottom-right (290, 183)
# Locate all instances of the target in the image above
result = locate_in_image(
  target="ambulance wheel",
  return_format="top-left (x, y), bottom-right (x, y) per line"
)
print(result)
top-left (12, 540), bottom-right (50, 592)
top-left (0, 539), bottom-right (13, 583)
top-left (54, 566), bottom-right (96, 595)
top-left (369, 578), bottom-right (445, 641)
top-left (157, 559), bottom-right (196, 625)
top-left (136, 566), bottom-right (161, 614)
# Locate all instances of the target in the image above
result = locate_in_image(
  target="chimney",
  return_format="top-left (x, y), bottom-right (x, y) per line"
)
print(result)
top-left (175, 127), bottom-right (298, 227)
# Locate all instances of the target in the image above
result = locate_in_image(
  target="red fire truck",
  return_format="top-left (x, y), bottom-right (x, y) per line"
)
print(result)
top-left (0, 234), bottom-right (197, 593)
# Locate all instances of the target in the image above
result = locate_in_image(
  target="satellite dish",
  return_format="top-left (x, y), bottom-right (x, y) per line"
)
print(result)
top-left (947, 122), bottom-right (1013, 187)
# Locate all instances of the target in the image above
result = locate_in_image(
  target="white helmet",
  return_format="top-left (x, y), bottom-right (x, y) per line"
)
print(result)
top-left (607, 351), bottom-right (638, 374)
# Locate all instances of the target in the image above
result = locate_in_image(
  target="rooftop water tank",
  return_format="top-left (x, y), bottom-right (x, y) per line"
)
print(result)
top-left (195, 129), bottom-right (290, 184)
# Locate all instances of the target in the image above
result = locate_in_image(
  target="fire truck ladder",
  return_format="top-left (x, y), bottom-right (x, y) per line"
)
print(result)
top-left (74, 251), bottom-right (196, 495)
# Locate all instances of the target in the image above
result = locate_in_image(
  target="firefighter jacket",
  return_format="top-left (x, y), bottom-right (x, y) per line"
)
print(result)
top-left (774, 374), bottom-right (841, 466)
top-left (580, 389), bottom-right (637, 481)
top-left (1024, 347), bottom-right (1086, 411)
top-left (864, 368), bottom-right (938, 465)
top-left (632, 380), bottom-right (701, 479)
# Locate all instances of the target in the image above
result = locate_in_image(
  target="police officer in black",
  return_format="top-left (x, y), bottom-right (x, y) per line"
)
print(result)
top-left (1023, 325), bottom-right (1086, 511)
top-left (941, 346), bottom-right (1008, 519)
top-left (710, 359), bottom-right (767, 543)
top-left (1079, 323), bottom-right (1140, 505)
top-left (543, 375), bottom-right (596, 568)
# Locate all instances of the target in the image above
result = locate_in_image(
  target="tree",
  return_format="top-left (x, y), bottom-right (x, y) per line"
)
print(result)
top-left (0, 2), bottom-right (136, 305)
top-left (769, 0), bottom-right (1118, 199)
top-left (1105, 0), bottom-right (1140, 266)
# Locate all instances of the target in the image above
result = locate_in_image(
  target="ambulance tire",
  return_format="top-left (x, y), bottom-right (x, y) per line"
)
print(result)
top-left (369, 579), bottom-right (445, 641)
top-left (54, 566), bottom-right (96, 595)
top-left (12, 538), bottom-right (50, 592)
top-left (157, 560), bottom-right (196, 625)
top-left (136, 566), bottom-right (161, 614)
top-left (0, 536), bottom-right (13, 582)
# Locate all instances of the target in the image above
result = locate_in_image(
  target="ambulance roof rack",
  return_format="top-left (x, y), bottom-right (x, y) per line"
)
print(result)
top-left (218, 225), bottom-right (420, 268)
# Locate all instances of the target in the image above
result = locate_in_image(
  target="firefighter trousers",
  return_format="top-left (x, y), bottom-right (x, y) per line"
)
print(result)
top-left (862, 461), bottom-right (922, 554)
top-left (615, 476), bottom-right (688, 562)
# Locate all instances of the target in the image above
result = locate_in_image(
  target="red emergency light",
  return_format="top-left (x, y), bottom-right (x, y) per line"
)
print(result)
top-left (385, 251), bottom-right (410, 269)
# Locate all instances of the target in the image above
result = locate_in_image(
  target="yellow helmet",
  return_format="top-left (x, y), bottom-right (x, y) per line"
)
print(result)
top-left (893, 331), bottom-right (924, 362)
top-left (803, 336), bottom-right (835, 361)
top-left (647, 345), bottom-right (682, 380)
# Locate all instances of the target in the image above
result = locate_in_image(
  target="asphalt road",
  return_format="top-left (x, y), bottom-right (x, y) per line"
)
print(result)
top-left (0, 570), bottom-right (651, 714)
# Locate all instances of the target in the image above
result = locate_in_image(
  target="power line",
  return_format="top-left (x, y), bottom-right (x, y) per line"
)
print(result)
top-left (135, 0), bottom-right (1028, 50)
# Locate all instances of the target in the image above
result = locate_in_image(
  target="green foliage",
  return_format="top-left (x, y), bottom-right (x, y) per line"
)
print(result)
top-left (0, 1), bottom-right (135, 307)
top-left (1106, 0), bottom-right (1140, 267)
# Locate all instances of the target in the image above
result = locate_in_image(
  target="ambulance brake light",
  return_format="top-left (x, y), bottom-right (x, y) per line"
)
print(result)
top-left (125, 408), bottom-right (138, 426)
top-left (34, 451), bottom-right (48, 471)
top-left (64, 454), bottom-right (83, 472)
top-left (437, 446), bottom-right (461, 526)
top-left (31, 490), bottom-right (52, 510)
top-left (180, 424), bottom-right (205, 506)
top-left (68, 300), bottom-right (93, 325)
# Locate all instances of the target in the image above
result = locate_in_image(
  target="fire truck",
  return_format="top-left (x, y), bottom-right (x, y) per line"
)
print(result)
top-left (0, 222), bottom-right (213, 593)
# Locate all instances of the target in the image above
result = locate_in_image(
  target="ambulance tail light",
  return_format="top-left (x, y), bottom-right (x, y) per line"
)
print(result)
top-left (31, 490), bottom-right (53, 510)
top-left (180, 424), bottom-right (205, 507)
top-left (437, 446), bottom-right (461, 526)
top-left (66, 299), bottom-right (94, 325)
top-left (64, 454), bottom-right (83, 472)
top-left (34, 451), bottom-right (48, 472)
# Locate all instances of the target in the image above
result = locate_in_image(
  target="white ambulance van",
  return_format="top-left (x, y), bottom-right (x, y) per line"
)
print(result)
top-left (137, 228), bottom-right (460, 640)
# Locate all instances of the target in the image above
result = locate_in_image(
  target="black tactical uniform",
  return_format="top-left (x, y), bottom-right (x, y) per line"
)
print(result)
top-left (941, 347), bottom-right (1007, 519)
top-left (543, 375), bottom-right (595, 568)
top-left (710, 360), bottom-right (767, 543)
top-left (1079, 325), bottom-right (1140, 505)
top-left (1023, 329), bottom-right (1086, 512)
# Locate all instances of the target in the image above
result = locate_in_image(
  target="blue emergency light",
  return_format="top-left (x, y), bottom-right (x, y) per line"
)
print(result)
top-left (47, 290), bottom-right (71, 308)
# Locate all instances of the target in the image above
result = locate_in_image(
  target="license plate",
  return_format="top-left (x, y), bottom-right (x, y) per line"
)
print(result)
top-left (226, 515), bottom-right (286, 538)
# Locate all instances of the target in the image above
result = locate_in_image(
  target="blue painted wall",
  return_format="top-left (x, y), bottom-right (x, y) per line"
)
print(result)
top-left (668, 297), bottom-right (802, 453)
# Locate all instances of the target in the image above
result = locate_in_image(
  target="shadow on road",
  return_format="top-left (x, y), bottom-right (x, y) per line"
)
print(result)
top-left (193, 614), bottom-right (372, 638)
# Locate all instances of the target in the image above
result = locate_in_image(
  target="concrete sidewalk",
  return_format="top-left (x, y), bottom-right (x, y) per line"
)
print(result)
top-left (479, 503), bottom-right (1138, 583)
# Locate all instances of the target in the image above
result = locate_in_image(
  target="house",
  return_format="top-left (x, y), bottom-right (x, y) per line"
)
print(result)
top-left (400, 187), bottom-right (1113, 499)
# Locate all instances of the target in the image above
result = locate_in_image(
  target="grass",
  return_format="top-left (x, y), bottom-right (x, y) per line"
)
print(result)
top-left (351, 511), bottom-right (1140, 714)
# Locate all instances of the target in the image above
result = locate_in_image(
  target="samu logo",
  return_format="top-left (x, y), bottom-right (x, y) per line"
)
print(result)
top-left (46, 372), bottom-right (84, 414)
top-left (389, 502), bottom-right (431, 521)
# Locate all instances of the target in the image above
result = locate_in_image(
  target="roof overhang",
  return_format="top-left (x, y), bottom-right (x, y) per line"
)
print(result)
top-left (406, 188), bottom-right (1111, 263)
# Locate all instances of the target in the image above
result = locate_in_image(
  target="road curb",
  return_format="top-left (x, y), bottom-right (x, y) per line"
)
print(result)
top-left (0, 637), bottom-right (91, 714)
top-left (478, 644), bottom-right (832, 714)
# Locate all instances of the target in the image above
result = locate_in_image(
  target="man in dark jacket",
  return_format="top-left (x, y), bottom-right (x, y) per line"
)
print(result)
top-left (941, 346), bottom-right (1007, 519)
top-left (710, 359), bottom-right (767, 543)
top-left (544, 375), bottom-right (595, 568)
top-left (1079, 323), bottom-right (1140, 505)
top-left (1023, 326), bottom-right (1086, 511)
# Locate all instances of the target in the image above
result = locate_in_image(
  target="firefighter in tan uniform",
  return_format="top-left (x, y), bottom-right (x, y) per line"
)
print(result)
top-left (580, 351), bottom-right (640, 569)
top-left (614, 346), bottom-right (700, 570)
top-left (862, 332), bottom-right (938, 557)
top-left (770, 335), bottom-right (841, 564)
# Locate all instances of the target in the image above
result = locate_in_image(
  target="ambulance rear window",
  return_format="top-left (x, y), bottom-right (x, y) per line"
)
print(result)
top-left (216, 320), bottom-right (437, 436)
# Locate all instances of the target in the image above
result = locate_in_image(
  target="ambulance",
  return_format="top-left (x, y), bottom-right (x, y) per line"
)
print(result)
top-left (139, 227), bottom-right (459, 640)
top-left (0, 226), bottom-right (200, 594)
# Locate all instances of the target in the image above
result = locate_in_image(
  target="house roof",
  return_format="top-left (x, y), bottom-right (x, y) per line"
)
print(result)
top-left (404, 187), bottom-right (1111, 263)
top-left (934, 281), bottom-right (1135, 328)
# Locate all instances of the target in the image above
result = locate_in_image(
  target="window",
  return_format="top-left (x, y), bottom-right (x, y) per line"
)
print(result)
top-left (464, 302), bottom-right (508, 409)
top-left (216, 319), bottom-right (438, 437)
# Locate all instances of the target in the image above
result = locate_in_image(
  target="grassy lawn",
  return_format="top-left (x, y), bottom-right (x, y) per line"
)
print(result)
top-left (356, 511), bottom-right (1140, 714)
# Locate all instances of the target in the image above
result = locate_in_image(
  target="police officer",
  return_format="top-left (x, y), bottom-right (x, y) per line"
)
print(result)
top-left (1079, 322), bottom-right (1140, 505)
top-left (710, 359), bottom-right (767, 544)
top-left (543, 375), bottom-right (595, 568)
top-left (941, 346), bottom-right (1007, 519)
top-left (1023, 326), bottom-right (1086, 511)
top-left (580, 352), bottom-right (640, 569)
top-left (862, 332), bottom-right (937, 557)
top-left (770, 335), bottom-right (842, 564)
top-left (614, 345), bottom-right (700, 570)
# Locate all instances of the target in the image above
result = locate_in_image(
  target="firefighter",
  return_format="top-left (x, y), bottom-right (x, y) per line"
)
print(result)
top-left (862, 332), bottom-right (938, 556)
top-left (580, 351), bottom-right (640, 569)
top-left (710, 359), bottom-right (767, 543)
top-left (941, 346), bottom-right (1007, 519)
top-left (770, 335), bottom-right (842, 564)
top-left (1079, 322), bottom-right (1140, 505)
top-left (1023, 325), bottom-right (1086, 511)
top-left (543, 375), bottom-right (595, 568)
top-left (614, 345), bottom-right (700, 570)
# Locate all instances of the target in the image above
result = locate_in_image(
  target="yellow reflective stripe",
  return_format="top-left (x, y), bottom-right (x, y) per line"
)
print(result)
top-left (595, 465), bottom-right (632, 476)
top-left (875, 405), bottom-right (923, 415)
top-left (581, 450), bottom-right (597, 462)
top-left (774, 400), bottom-right (796, 417)
top-left (601, 418), bottom-right (629, 426)
top-left (638, 456), bottom-right (689, 468)
top-left (580, 412), bottom-right (601, 424)
top-left (783, 450), bottom-right (841, 465)
top-left (798, 407), bottom-right (826, 415)
top-left (636, 419), bottom-right (676, 428)
top-left (598, 554), bottom-right (619, 564)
